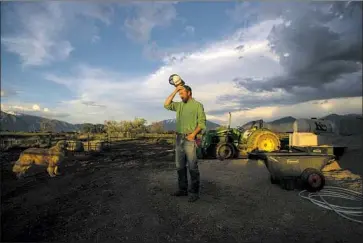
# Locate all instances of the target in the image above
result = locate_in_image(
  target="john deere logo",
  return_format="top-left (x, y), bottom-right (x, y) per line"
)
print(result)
top-left (287, 159), bottom-right (299, 164)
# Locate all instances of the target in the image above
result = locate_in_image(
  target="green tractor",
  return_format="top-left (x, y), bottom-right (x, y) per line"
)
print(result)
top-left (196, 113), bottom-right (281, 160)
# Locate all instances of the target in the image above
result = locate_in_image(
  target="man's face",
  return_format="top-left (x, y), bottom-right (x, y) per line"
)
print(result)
top-left (179, 88), bottom-right (191, 103)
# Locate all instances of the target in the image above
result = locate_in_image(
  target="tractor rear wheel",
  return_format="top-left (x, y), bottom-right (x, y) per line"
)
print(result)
top-left (216, 143), bottom-right (235, 160)
top-left (246, 130), bottom-right (280, 153)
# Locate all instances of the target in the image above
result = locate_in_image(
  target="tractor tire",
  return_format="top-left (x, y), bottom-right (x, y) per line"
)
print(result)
top-left (301, 168), bottom-right (325, 192)
top-left (246, 130), bottom-right (280, 153)
top-left (216, 143), bottom-right (235, 160)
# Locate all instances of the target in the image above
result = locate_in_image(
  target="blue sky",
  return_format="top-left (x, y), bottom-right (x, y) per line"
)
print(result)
top-left (1, 1), bottom-right (362, 126)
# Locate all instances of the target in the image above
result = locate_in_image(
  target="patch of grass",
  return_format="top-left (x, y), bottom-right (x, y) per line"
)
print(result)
top-left (0, 132), bottom-right (52, 137)
top-left (137, 133), bottom-right (175, 139)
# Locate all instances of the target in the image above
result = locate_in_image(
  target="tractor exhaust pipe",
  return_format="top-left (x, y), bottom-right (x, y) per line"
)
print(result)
top-left (228, 112), bottom-right (231, 130)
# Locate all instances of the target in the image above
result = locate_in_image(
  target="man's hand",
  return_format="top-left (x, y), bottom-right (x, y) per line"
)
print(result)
top-left (175, 85), bottom-right (184, 92)
top-left (186, 133), bottom-right (196, 141)
top-left (189, 125), bottom-right (202, 142)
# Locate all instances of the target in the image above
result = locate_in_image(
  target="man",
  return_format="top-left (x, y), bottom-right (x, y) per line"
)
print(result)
top-left (164, 85), bottom-right (206, 202)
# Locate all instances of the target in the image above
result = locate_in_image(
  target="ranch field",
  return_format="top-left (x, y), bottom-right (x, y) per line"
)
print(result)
top-left (1, 139), bottom-right (363, 242)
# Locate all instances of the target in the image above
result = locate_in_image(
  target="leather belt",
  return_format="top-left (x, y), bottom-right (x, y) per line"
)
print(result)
top-left (176, 133), bottom-right (190, 136)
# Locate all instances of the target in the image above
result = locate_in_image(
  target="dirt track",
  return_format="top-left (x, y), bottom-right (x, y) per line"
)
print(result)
top-left (1, 140), bottom-right (363, 242)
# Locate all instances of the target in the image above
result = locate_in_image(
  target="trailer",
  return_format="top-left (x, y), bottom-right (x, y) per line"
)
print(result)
top-left (249, 118), bottom-right (348, 191)
top-left (250, 148), bottom-right (335, 191)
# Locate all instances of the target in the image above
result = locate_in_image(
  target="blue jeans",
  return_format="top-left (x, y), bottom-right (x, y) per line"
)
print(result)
top-left (175, 134), bottom-right (200, 194)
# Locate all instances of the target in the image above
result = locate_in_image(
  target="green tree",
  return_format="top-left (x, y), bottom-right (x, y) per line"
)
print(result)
top-left (81, 123), bottom-right (94, 133)
top-left (94, 124), bottom-right (105, 133)
top-left (149, 121), bottom-right (164, 133)
top-left (104, 118), bottom-right (147, 137)
top-left (104, 120), bottom-right (121, 134)
top-left (130, 117), bottom-right (147, 133)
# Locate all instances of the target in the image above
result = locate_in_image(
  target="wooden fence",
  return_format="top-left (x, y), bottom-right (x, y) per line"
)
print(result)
top-left (0, 132), bottom-right (177, 151)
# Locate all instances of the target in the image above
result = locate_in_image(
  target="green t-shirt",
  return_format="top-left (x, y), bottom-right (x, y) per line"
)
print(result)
top-left (164, 98), bottom-right (206, 134)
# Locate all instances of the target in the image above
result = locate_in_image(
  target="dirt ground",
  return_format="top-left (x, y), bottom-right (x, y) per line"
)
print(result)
top-left (1, 140), bottom-right (362, 243)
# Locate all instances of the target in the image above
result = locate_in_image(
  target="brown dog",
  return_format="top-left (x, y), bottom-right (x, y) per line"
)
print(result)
top-left (12, 140), bottom-right (68, 178)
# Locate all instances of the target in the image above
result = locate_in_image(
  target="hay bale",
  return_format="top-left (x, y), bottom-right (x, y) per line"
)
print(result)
top-left (322, 160), bottom-right (342, 172)
top-left (66, 140), bottom-right (84, 152)
top-left (82, 140), bottom-right (104, 152)
top-left (94, 141), bottom-right (104, 152)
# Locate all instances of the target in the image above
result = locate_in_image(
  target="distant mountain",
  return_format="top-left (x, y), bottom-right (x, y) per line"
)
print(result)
top-left (321, 113), bottom-right (363, 121)
top-left (0, 111), bottom-right (30, 132)
top-left (269, 116), bottom-right (296, 125)
top-left (2, 110), bottom-right (360, 135)
top-left (321, 113), bottom-right (363, 135)
top-left (238, 116), bottom-right (297, 133)
top-left (0, 111), bottom-right (220, 133)
top-left (160, 119), bottom-right (220, 131)
top-left (0, 111), bottom-right (81, 132)
top-left (240, 114), bottom-right (362, 135)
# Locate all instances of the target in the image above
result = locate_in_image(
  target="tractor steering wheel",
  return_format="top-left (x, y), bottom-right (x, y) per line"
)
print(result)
top-left (237, 126), bottom-right (244, 132)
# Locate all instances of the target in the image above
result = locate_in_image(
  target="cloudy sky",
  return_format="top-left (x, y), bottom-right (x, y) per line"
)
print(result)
top-left (1, 1), bottom-right (362, 127)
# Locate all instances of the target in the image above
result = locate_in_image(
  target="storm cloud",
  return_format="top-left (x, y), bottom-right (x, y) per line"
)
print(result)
top-left (223, 2), bottom-right (362, 108)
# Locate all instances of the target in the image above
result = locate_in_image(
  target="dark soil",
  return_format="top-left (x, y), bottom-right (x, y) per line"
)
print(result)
top-left (1, 140), bottom-right (362, 242)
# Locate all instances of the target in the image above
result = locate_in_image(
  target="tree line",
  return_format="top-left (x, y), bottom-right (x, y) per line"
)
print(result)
top-left (12, 118), bottom-right (168, 134)
top-left (103, 118), bottom-right (167, 134)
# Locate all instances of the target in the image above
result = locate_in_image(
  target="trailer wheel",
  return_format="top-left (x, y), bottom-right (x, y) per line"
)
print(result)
top-left (216, 143), bottom-right (235, 160)
top-left (301, 168), bottom-right (325, 192)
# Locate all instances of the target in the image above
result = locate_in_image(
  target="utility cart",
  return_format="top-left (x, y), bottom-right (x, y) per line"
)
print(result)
top-left (249, 118), bottom-right (349, 191)
top-left (250, 148), bottom-right (335, 192)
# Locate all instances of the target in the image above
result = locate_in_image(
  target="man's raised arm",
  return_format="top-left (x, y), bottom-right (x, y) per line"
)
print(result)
top-left (164, 86), bottom-right (182, 111)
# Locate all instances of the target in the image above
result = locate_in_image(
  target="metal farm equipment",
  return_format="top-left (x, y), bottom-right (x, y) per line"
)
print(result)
top-left (249, 118), bottom-right (347, 192)
top-left (196, 113), bottom-right (281, 160)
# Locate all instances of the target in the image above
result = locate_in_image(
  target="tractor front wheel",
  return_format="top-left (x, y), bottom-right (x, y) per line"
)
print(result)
top-left (216, 143), bottom-right (235, 160)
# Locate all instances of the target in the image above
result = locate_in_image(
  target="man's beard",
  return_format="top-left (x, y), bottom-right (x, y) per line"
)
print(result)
top-left (181, 97), bottom-right (188, 103)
